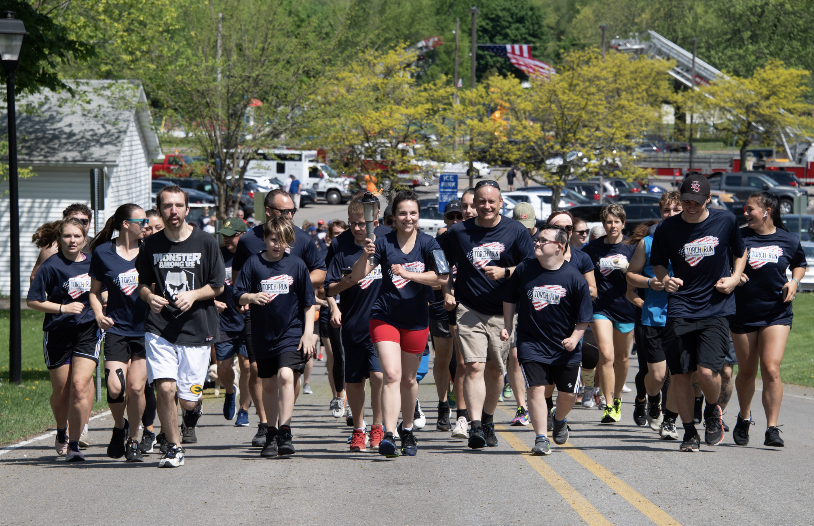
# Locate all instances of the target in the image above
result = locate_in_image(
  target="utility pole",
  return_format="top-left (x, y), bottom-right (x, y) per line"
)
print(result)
top-left (689, 37), bottom-right (697, 177)
top-left (599, 24), bottom-right (607, 203)
top-left (601, 24), bottom-right (606, 60)
top-left (453, 18), bottom-right (459, 152)
top-left (468, 6), bottom-right (478, 189)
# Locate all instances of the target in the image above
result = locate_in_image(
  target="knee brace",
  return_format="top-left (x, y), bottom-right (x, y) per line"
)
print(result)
top-left (105, 368), bottom-right (126, 404)
top-left (582, 344), bottom-right (600, 370)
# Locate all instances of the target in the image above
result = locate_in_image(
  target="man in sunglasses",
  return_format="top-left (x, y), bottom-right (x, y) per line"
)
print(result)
top-left (231, 189), bottom-right (327, 448)
top-left (444, 180), bottom-right (535, 449)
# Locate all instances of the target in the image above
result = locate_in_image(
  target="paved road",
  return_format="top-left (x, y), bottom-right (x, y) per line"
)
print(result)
top-left (2, 355), bottom-right (814, 525)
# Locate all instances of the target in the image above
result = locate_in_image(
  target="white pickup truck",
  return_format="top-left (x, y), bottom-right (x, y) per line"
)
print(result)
top-left (243, 149), bottom-right (352, 204)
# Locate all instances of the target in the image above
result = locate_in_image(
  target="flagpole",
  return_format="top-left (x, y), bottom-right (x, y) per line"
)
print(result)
top-left (454, 18), bottom-right (459, 152)
top-left (469, 6), bottom-right (478, 189)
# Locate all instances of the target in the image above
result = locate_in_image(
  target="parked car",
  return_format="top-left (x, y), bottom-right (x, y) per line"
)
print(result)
top-left (151, 179), bottom-right (215, 206)
top-left (752, 170), bottom-right (802, 188)
top-left (790, 240), bottom-right (814, 291)
top-left (614, 193), bottom-right (662, 205)
top-left (708, 172), bottom-right (805, 214)
top-left (418, 199), bottom-right (446, 236)
top-left (568, 203), bottom-right (661, 235)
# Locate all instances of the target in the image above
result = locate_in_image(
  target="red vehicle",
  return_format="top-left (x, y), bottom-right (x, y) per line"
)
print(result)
top-left (152, 154), bottom-right (197, 179)
top-left (735, 158), bottom-right (814, 185)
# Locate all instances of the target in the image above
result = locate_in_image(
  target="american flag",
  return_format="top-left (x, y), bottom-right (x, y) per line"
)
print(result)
top-left (480, 45), bottom-right (556, 79)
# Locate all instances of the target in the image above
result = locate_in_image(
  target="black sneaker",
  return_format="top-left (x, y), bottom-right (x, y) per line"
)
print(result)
top-left (398, 423), bottom-right (418, 456)
top-left (693, 395), bottom-right (704, 424)
top-left (552, 418), bottom-right (569, 445)
top-left (703, 404), bottom-right (724, 446)
top-left (139, 429), bottom-right (156, 454)
top-left (125, 437), bottom-right (144, 462)
top-left (531, 435), bottom-right (551, 456)
top-left (723, 421), bottom-right (729, 432)
top-left (680, 433), bottom-right (700, 452)
top-left (436, 404), bottom-right (451, 431)
top-left (180, 422), bottom-right (197, 444)
top-left (764, 426), bottom-right (784, 447)
top-left (252, 424), bottom-right (269, 448)
top-left (276, 427), bottom-right (295, 456)
top-left (733, 414), bottom-right (753, 446)
top-left (483, 422), bottom-right (498, 447)
top-left (468, 426), bottom-right (487, 449)
top-left (261, 427), bottom-right (278, 457)
top-left (633, 399), bottom-right (647, 426)
top-left (107, 419), bottom-right (129, 459)
top-left (156, 432), bottom-right (169, 454)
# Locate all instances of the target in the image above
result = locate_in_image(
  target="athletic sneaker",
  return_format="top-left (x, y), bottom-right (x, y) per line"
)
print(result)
top-left (181, 422), bottom-right (197, 444)
top-left (633, 399), bottom-right (647, 426)
top-left (303, 383), bottom-right (313, 395)
top-left (276, 427), bottom-right (295, 456)
top-left (733, 414), bottom-right (753, 446)
top-left (66, 442), bottom-right (85, 462)
top-left (77, 424), bottom-right (91, 448)
top-left (158, 444), bottom-right (184, 467)
top-left (647, 397), bottom-right (663, 431)
top-left (621, 384), bottom-right (632, 393)
top-left (399, 423), bottom-right (418, 456)
top-left (223, 386), bottom-right (237, 420)
top-left (156, 432), bottom-right (169, 454)
top-left (379, 432), bottom-right (399, 457)
top-left (723, 421), bottom-right (730, 433)
top-left (511, 406), bottom-right (530, 426)
top-left (703, 404), bottom-right (724, 446)
top-left (330, 397), bottom-right (345, 418)
top-left (582, 387), bottom-right (597, 408)
top-left (765, 426), bottom-right (784, 447)
top-left (693, 395), bottom-right (704, 424)
top-left (468, 426), bottom-right (487, 449)
top-left (552, 418), bottom-right (569, 445)
top-left (235, 408), bottom-right (250, 427)
top-left (125, 437), bottom-right (144, 462)
top-left (55, 431), bottom-right (68, 456)
top-left (502, 383), bottom-right (513, 400)
top-left (107, 419), bottom-right (129, 459)
top-left (252, 424), bottom-right (269, 447)
top-left (483, 422), bottom-right (498, 447)
top-left (413, 400), bottom-right (426, 430)
top-left (452, 417), bottom-right (469, 439)
top-left (601, 400), bottom-right (620, 423)
top-left (547, 407), bottom-right (555, 432)
top-left (436, 404), bottom-right (451, 431)
top-left (369, 425), bottom-right (384, 449)
top-left (659, 418), bottom-right (678, 440)
top-left (139, 430), bottom-right (156, 454)
top-left (680, 433), bottom-right (700, 452)
top-left (598, 395), bottom-right (607, 410)
top-left (261, 428), bottom-right (278, 457)
top-left (531, 435), bottom-right (552, 456)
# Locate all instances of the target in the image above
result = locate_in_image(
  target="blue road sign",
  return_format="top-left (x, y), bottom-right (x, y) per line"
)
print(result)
top-left (438, 173), bottom-right (458, 216)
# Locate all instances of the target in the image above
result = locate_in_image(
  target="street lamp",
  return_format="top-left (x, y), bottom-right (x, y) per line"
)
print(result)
top-left (360, 192), bottom-right (378, 265)
top-left (1, 11), bottom-right (27, 385)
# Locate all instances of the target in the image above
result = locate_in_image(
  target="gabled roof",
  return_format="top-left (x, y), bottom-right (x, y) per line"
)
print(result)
top-left (1, 79), bottom-right (161, 164)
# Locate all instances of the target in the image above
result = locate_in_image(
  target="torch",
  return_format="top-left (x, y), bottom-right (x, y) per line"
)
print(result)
top-left (361, 192), bottom-right (379, 265)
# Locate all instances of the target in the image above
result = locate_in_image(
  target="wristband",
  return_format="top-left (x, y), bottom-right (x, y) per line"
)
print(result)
top-left (59, 304), bottom-right (62, 314)
top-left (504, 268), bottom-right (509, 279)
top-left (647, 278), bottom-right (652, 289)
top-left (792, 278), bottom-right (801, 287)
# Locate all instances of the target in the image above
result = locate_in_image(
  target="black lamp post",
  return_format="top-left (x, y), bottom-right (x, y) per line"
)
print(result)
top-left (1, 11), bottom-right (27, 384)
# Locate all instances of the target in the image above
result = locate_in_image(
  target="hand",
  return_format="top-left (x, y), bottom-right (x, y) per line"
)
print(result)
top-left (362, 238), bottom-right (375, 255)
top-left (611, 257), bottom-right (629, 273)
top-left (562, 337), bottom-right (579, 352)
top-left (500, 328), bottom-right (510, 342)
top-left (663, 276), bottom-right (683, 293)
top-left (238, 304), bottom-right (250, 314)
top-left (390, 264), bottom-right (406, 278)
top-left (95, 314), bottom-right (115, 330)
top-left (482, 266), bottom-right (504, 281)
top-left (174, 290), bottom-right (197, 312)
top-left (330, 310), bottom-right (342, 328)
top-left (443, 292), bottom-right (457, 311)
top-left (250, 292), bottom-right (271, 306)
top-left (632, 298), bottom-right (645, 309)
top-left (714, 276), bottom-right (739, 295)
top-left (739, 273), bottom-right (749, 286)
top-left (648, 278), bottom-right (665, 292)
top-left (782, 280), bottom-right (798, 302)
top-left (314, 297), bottom-right (329, 308)
top-left (298, 333), bottom-right (318, 359)
top-left (62, 302), bottom-right (85, 316)
top-left (214, 300), bottom-right (227, 314)
top-left (148, 294), bottom-right (169, 313)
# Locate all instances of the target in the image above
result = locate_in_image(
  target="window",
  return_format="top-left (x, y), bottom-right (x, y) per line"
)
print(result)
top-left (168, 156), bottom-right (182, 166)
top-left (277, 162), bottom-right (285, 174)
top-left (747, 176), bottom-right (766, 188)
top-left (724, 175), bottom-right (741, 186)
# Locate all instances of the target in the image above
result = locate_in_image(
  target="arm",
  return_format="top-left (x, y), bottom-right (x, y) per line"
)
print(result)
top-left (391, 265), bottom-right (449, 288)
top-left (328, 296), bottom-right (341, 328)
top-left (89, 278), bottom-right (115, 330)
top-left (309, 269), bottom-right (327, 290)
top-left (30, 246), bottom-right (56, 283)
top-left (654, 264), bottom-right (682, 293)
top-left (562, 322), bottom-right (589, 352)
top-left (625, 282), bottom-right (644, 309)
top-left (299, 304), bottom-right (318, 358)
top-left (138, 283), bottom-right (169, 313)
top-left (715, 249), bottom-right (747, 294)
top-left (582, 271), bottom-right (598, 300)
top-left (625, 240), bottom-right (664, 291)
top-left (349, 238), bottom-right (377, 283)
top-left (483, 265), bottom-right (515, 281)
top-left (500, 301), bottom-right (516, 342)
top-left (174, 284), bottom-right (223, 312)
top-left (27, 300), bottom-right (85, 316)
top-left (784, 266), bottom-right (806, 302)
top-left (442, 278), bottom-right (456, 310)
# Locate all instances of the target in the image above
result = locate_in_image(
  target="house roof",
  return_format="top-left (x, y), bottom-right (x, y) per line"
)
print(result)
top-left (1, 80), bottom-right (161, 164)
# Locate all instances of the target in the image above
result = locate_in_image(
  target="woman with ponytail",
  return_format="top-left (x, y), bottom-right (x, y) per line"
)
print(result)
top-left (730, 192), bottom-right (805, 448)
top-left (87, 204), bottom-right (150, 462)
top-left (27, 218), bottom-right (97, 461)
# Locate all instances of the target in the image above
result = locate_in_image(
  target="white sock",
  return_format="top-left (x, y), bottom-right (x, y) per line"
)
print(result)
top-left (402, 425), bottom-right (413, 432)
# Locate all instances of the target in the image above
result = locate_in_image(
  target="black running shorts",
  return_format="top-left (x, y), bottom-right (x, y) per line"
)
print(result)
top-left (520, 361), bottom-right (581, 393)
top-left (663, 317), bottom-right (729, 374)
top-left (43, 322), bottom-right (101, 370)
top-left (429, 317), bottom-right (452, 339)
top-left (633, 324), bottom-right (667, 364)
top-left (256, 348), bottom-right (306, 378)
top-left (103, 332), bottom-right (146, 362)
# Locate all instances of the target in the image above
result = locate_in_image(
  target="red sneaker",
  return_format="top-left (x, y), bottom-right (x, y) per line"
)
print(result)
top-left (369, 425), bottom-right (384, 449)
top-left (350, 429), bottom-right (367, 452)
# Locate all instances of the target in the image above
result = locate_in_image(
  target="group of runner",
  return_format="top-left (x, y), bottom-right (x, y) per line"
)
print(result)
top-left (26, 173), bottom-right (802, 464)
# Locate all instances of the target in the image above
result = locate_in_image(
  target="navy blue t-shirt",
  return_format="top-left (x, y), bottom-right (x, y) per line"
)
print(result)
top-left (234, 252), bottom-right (316, 357)
top-left (218, 247), bottom-right (245, 334)
top-left (326, 225), bottom-right (392, 271)
top-left (582, 236), bottom-right (637, 323)
top-left (28, 252), bottom-right (95, 332)
top-left (88, 241), bottom-right (148, 337)
top-left (370, 230), bottom-right (441, 330)
top-left (502, 258), bottom-right (593, 365)
top-left (446, 217), bottom-right (535, 316)
top-left (325, 234), bottom-right (383, 347)
top-left (232, 224), bottom-right (326, 275)
top-left (651, 208), bottom-right (745, 319)
top-left (734, 227), bottom-right (806, 326)
top-left (568, 246), bottom-right (594, 275)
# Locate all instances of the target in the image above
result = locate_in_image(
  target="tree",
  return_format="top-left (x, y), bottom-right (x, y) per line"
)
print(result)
top-left (476, 0), bottom-right (551, 81)
top-left (691, 59), bottom-right (814, 170)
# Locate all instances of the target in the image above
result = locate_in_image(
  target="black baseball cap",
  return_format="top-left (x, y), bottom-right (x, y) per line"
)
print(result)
top-left (680, 174), bottom-right (711, 204)
top-left (444, 200), bottom-right (462, 216)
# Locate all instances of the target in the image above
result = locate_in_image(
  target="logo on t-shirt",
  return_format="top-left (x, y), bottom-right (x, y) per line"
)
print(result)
top-left (748, 245), bottom-right (783, 269)
top-left (390, 262), bottom-right (425, 289)
top-left (467, 242), bottom-right (505, 269)
top-left (64, 274), bottom-right (91, 299)
top-left (224, 267), bottom-right (232, 286)
top-left (598, 255), bottom-right (629, 276)
top-left (359, 266), bottom-right (383, 290)
top-left (164, 270), bottom-right (194, 301)
top-left (527, 285), bottom-right (566, 310)
top-left (153, 253), bottom-right (202, 269)
top-left (260, 275), bottom-right (294, 300)
top-left (678, 236), bottom-right (719, 267)
top-left (113, 268), bottom-right (139, 296)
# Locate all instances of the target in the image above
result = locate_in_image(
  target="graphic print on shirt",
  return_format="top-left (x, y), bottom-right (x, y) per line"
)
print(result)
top-left (153, 252), bottom-right (202, 268)
top-left (113, 268), bottom-right (140, 296)
top-left (260, 275), bottom-right (294, 300)
top-left (359, 266), bottom-right (383, 289)
top-left (748, 245), bottom-right (783, 269)
top-left (467, 242), bottom-right (505, 269)
top-left (224, 267), bottom-right (232, 286)
top-left (527, 285), bottom-right (567, 311)
top-left (390, 262), bottom-right (425, 289)
top-left (64, 274), bottom-right (91, 299)
top-left (164, 270), bottom-right (194, 302)
top-left (678, 236), bottom-right (719, 267)
top-left (598, 255), bottom-right (629, 276)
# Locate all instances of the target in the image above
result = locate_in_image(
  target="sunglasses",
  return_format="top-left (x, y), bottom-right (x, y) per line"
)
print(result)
top-left (574, 229), bottom-right (589, 236)
top-left (74, 218), bottom-right (90, 226)
top-left (272, 207), bottom-right (296, 217)
top-left (475, 180), bottom-right (500, 190)
top-left (445, 213), bottom-right (463, 220)
top-left (126, 218), bottom-right (149, 227)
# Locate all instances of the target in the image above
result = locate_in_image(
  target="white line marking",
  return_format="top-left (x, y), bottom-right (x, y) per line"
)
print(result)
top-left (0, 410), bottom-right (112, 457)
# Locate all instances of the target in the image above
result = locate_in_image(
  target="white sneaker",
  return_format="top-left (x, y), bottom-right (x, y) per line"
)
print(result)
top-left (621, 384), bottom-right (632, 393)
top-left (413, 400), bottom-right (426, 430)
top-left (582, 387), bottom-right (596, 408)
top-left (158, 445), bottom-right (185, 468)
top-left (330, 397), bottom-right (345, 418)
top-left (77, 424), bottom-right (91, 449)
top-left (303, 383), bottom-right (313, 395)
top-left (451, 416), bottom-right (468, 438)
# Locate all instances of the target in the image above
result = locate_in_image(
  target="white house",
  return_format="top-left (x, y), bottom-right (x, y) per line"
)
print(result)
top-left (0, 80), bottom-right (161, 296)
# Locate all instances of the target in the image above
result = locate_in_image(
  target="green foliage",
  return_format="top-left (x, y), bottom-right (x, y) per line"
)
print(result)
top-left (476, 0), bottom-right (551, 81)
top-left (0, 138), bottom-right (36, 187)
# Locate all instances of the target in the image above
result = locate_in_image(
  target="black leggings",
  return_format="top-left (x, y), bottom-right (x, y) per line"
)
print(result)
top-left (142, 381), bottom-right (156, 427)
top-left (325, 323), bottom-right (344, 392)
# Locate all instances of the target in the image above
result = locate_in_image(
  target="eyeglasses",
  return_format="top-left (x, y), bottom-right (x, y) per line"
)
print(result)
top-left (272, 207), bottom-right (296, 217)
top-left (535, 238), bottom-right (561, 246)
top-left (475, 180), bottom-right (500, 190)
top-left (74, 218), bottom-right (90, 226)
top-left (349, 221), bottom-right (367, 229)
top-left (574, 229), bottom-right (589, 236)
top-left (126, 218), bottom-right (149, 227)
top-left (445, 213), bottom-right (463, 220)
top-left (561, 225), bottom-right (573, 233)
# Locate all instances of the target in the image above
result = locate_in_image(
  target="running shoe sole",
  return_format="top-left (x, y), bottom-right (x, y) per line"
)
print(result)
top-left (680, 435), bottom-right (700, 452)
top-left (379, 439), bottom-right (399, 458)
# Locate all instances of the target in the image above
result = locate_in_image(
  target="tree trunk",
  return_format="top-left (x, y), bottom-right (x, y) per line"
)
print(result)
top-left (740, 138), bottom-right (750, 172)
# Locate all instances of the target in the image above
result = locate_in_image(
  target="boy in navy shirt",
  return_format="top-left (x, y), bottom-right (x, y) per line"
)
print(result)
top-left (652, 174), bottom-right (747, 452)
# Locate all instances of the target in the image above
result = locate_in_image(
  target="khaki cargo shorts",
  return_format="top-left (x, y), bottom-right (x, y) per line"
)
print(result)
top-left (456, 302), bottom-right (510, 374)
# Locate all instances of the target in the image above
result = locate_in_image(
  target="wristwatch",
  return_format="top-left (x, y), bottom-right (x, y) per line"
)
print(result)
top-left (504, 268), bottom-right (509, 279)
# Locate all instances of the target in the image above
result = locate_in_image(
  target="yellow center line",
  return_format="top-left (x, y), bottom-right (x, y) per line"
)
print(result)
top-left (495, 424), bottom-right (613, 526)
